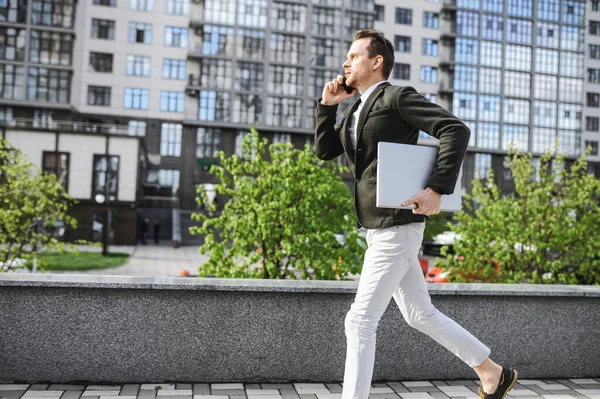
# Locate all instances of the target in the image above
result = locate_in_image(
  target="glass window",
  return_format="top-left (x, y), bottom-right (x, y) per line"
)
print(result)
top-left (587, 92), bottom-right (600, 107)
top-left (166, 0), bottom-right (188, 15)
top-left (42, 151), bottom-right (69, 190)
top-left (586, 116), bottom-right (600, 132)
top-left (271, 2), bottom-right (306, 33)
top-left (537, 22), bottom-right (559, 48)
top-left (89, 52), bottom-right (113, 73)
top-left (561, 25), bottom-right (584, 52)
top-left (589, 68), bottom-right (600, 84)
top-left (504, 99), bottom-right (530, 124)
top-left (27, 67), bottom-right (70, 103)
top-left (393, 63), bottom-right (410, 80)
top-left (395, 8), bottom-right (412, 24)
top-left (585, 140), bottom-right (599, 156)
top-left (309, 37), bottom-right (340, 67)
top-left (479, 68), bottom-right (501, 94)
top-left (204, 0), bottom-right (235, 25)
top-left (535, 48), bottom-right (559, 74)
top-left (1, 0), bottom-right (27, 23)
top-left (559, 52), bottom-right (584, 78)
top-left (158, 170), bottom-right (180, 196)
top-left (422, 39), bottom-right (438, 56)
top-left (124, 88), bottom-right (149, 110)
top-left (457, 0), bottom-right (479, 9)
top-left (482, 0), bottom-right (502, 13)
top-left (395, 36), bottom-right (411, 53)
top-left (477, 122), bottom-right (499, 149)
top-left (130, 0), bottom-right (153, 11)
top-left (482, 14), bottom-right (502, 41)
top-left (160, 123), bottom-right (182, 156)
top-left (474, 153), bottom-right (492, 179)
top-left (309, 69), bottom-right (333, 97)
top-left (503, 71), bottom-right (530, 98)
top-left (92, 155), bottom-right (119, 199)
top-left (160, 91), bottom-right (185, 112)
top-left (454, 65), bottom-right (477, 91)
top-left (532, 128), bottom-right (556, 153)
top-left (506, 18), bottom-right (532, 45)
top-left (196, 128), bottom-right (220, 158)
top-left (199, 90), bottom-right (231, 121)
top-left (557, 130), bottom-right (580, 156)
top-left (507, 0), bottom-right (532, 18)
top-left (128, 22), bottom-right (152, 44)
top-left (593, 0), bottom-right (600, 12)
top-left (165, 26), bottom-right (188, 48)
top-left (126, 55), bottom-right (151, 77)
top-left (590, 20), bottom-right (600, 35)
top-left (268, 65), bottom-right (303, 96)
top-left (88, 85), bottom-right (111, 106)
top-left (28, 30), bottom-right (72, 66)
top-left (563, 0), bottom-right (584, 25)
top-left (345, 11), bottom-right (373, 40)
top-left (199, 58), bottom-right (232, 88)
top-left (502, 125), bottom-right (529, 151)
top-left (312, 7), bottom-right (340, 36)
top-left (238, 0), bottom-right (267, 28)
top-left (235, 61), bottom-right (264, 91)
top-left (453, 92), bottom-right (477, 120)
top-left (0, 28), bottom-right (26, 62)
top-left (375, 4), bottom-right (384, 21)
top-left (265, 97), bottom-right (303, 128)
top-left (202, 25), bottom-right (234, 57)
top-left (558, 103), bottom-right (582, 130)
top-left (456, 11), bottom-right (478, 36)
top-left (455, 38), bottom-right (478, 64)
top-left (505, 44), bottom-right (531, 71)
top-left (237, 29), bottom-right (265, 61)
top-left (558, 77), bottom-right (582, 103)
top-left (480, 41), bottom-right (502, 67)
top-left (420, 66), bottom-right (437, 83)
top-left (128, 120), bottom-right (146, 136)
top-left (479, 95), bottom-right (501, 121)
top-left (163, 59), bottom-right (186, 80)
top-left (537, 0), bottom-right (559, 21)
top-left (533, 100), bottom-right (557, 127)
top-left (94, 0), bottom-right (115, 6)
top-left (91, 19), bottom-right (115, 40)
top-left (31, 0), bottom-right (74, 28)
top-left (0, 64), bottom-right (25, 100)
top-left (232, 94), bottom-right (263, 124)
top-left (423, 12), bottom-right (439, 29)
top-left (589, 44), bottom-right (600, 59)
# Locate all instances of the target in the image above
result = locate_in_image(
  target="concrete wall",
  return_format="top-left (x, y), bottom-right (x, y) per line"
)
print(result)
top-left (0, 275), bottom-right (599, 383)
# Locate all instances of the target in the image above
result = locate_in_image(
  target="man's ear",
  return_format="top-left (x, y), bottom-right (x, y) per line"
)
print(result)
top-left (373, 55), bottom-right (384, 70)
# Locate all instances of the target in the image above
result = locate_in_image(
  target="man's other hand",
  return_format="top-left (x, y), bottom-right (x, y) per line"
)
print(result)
top-left (401, 187), bottom-right (441, 216)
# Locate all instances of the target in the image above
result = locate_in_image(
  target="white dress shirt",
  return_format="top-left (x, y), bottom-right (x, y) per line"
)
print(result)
top-left (348, 80), bottom-right (388, 149)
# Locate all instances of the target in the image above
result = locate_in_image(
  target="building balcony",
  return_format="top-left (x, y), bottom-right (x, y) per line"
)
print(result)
top-left (3, 117), bottom-right (130, 135)
top-left (441, 0), bottom-right (457, 12)
top-left (189, 7), bottom-right (204, 29)
top-left (438, 81), bottom-right (454, 97)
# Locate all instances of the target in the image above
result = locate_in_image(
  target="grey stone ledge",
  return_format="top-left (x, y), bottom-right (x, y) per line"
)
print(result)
top-left (1, 273), bottom-right (599, 297)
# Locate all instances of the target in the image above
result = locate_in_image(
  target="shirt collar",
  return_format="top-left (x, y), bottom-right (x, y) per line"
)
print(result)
top-left (360, 80), bottom-right (388, 105)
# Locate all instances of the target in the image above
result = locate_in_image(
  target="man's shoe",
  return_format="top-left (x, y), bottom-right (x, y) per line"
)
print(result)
top-left (478, 367), bottom-right (518, 399)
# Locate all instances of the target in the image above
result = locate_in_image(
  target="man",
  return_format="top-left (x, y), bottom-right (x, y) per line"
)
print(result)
top-left (314, 29), bottom-right (517, 399)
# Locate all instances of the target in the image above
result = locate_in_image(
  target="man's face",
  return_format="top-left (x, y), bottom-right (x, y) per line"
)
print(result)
top-left (343, 38), bottom-right (376, 88)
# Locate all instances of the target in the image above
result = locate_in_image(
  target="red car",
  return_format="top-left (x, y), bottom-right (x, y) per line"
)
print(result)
top-left (426, 256), bottom-right (500, 283)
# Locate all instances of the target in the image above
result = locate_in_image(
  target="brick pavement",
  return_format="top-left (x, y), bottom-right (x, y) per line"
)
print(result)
top-left (1, 379), bottom-right (600, 399)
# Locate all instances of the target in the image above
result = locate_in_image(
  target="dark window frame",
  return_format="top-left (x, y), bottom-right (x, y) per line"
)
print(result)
top-left (91, 154), bottom-right (120, 200)
top-left (42, 151), bottom-right (70, 191)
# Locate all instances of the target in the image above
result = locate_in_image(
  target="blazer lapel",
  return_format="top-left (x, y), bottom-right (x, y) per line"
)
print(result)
top-left (355, 82), bottom-right (391, 144)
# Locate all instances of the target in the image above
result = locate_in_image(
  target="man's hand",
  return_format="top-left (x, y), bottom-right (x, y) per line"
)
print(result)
top-left (321, 75), bottom-right (356, 106)
top-left (401, 187), bottom-right (441, 216)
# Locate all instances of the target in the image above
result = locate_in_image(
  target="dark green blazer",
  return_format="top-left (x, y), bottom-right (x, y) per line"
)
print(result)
top-left (314, 82), bottom-right (471, 229)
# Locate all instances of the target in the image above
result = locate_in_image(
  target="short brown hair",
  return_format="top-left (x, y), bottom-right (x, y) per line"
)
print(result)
top-left (354, 29), bottom-right (395, 79)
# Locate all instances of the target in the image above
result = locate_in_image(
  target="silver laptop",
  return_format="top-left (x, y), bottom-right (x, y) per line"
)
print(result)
top-left (376, 142), bottom-right (463, 212)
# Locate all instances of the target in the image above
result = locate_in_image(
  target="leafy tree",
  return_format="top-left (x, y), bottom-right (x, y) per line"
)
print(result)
top-left (0, 138), bottom-right (77, 272)
top-left (436, 146), bottom-right (600, 284)
top-left (190, 128), bottom-right (365, 280)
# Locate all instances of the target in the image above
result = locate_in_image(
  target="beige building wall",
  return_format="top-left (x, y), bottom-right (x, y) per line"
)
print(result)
top-left (5, 132), bottom-right (56, 169)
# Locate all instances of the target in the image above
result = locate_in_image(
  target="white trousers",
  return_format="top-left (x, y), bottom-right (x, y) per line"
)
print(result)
top-left (341, 223), bottom-right (491, 399)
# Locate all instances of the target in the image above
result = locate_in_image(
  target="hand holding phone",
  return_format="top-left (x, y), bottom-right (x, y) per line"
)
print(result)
top-left (322, 74), bottom-right (356, 105)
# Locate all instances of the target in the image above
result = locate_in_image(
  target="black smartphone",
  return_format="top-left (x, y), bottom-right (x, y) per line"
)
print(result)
top-left (341, 77), bottom-right (355, 94)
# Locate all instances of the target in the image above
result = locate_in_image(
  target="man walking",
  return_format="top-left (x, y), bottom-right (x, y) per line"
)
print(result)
top-left (315, 29), bottom-right (517, 399)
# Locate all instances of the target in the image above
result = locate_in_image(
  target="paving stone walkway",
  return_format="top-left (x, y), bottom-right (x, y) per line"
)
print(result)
top-left (1, 379), bottom-right (600, 399)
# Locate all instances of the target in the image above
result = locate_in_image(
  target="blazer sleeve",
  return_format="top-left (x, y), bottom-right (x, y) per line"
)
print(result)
top-left (314, 99), bottom-right (345, 161)
top-left (395, 86), bottom-right (471, 195)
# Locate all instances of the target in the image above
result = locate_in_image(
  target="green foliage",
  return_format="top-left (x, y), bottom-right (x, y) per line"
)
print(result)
top-left (423, 211), bottom-right (455, 241)
top-left (190, 128), bottom-right (365, 280)
top-left (436, 146), bottom-right (600, 284)
top-left (0, 138), bottom-right (77, 272)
